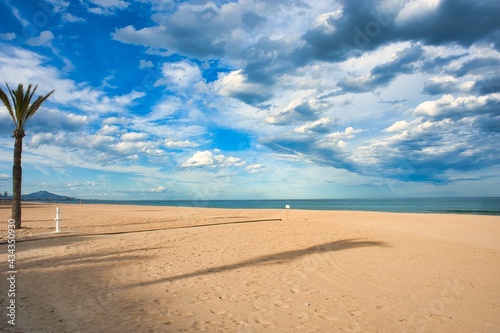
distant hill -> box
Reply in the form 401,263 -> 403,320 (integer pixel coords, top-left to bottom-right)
21,191 -> 77,201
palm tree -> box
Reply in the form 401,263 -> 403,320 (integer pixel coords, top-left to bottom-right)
0,83 -> 54,229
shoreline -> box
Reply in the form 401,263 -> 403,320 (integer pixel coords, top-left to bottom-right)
0,204 -> 499,332
4,197 -> 500,216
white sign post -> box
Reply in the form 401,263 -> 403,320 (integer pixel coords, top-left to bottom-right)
54,207 -> 61,233
285,204 -> 290,221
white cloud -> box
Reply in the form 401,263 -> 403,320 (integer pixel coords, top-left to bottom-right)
121,132 -> 149,142
1,0 -> 499,198
312,10 -> 343,34
65,180 -> 106,187
44,0 -> 70,12
8,4 -> 30,28
266,99 -> 322,125
87,0 -> 129,15
422,75 -> 476,95
147,185 -> 168,193
384,120 -> 412,133
181,150 -> 214,167
294,118 -> 334,134
246,164 -> 264,174
30,108 -> 90,132
165,140 -> 198,149
146,96 -> 182,120
29,133 -> 63,148
157,61 -> 202,88
321,127 -> 363,149
216,70 -> 272,105
113,90 -> 145,105
181,150 -> 245,168
0,33 -> 15,41
99,125 -> 122,135
80,135 -> 116,151
414,93 -> 500,118
62,13 -> 85,23
139,60 -> 154,69
26,31 -> 54,47
0,45 -> 145,115
79,90 -> 145,113
396,0 -> 442,25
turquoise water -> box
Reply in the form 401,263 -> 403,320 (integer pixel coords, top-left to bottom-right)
82,197 -> 500,216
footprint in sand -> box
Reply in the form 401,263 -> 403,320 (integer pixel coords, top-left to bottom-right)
193,292 -> 212,303
171,308 -> 195,317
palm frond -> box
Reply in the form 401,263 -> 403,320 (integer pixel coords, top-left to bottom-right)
3,83 -> 55,130
0,85 -> 13,115
4,83 -> 18,124
26,89 -> 55,124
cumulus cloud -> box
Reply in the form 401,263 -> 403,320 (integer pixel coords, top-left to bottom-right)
414,93 -> 500,119
422,76 -> 465,95
113,141 -> 163,157
301,0 -> 500,63
357,91 -> 500,182
2,0 -> 500,196
99,125 -> 122,136
156,61 -> 202,88
450,57 -> 500,77
216,70 -> 272,105
146,185 -> 168,193
266,99 -> 322,125
358,116 -> 500,182
29,108 -> 90,132
338,45 -> 425,93
121,132 -> 149,142
110,1 -> 323,91
87,0 -> 129,15
180,150 -> 245,168
383,120 -> 413,133
246,164 -> 264,174
111,0 -> 500,107
323,127 -> 362,146
471,72 -> 500,95
26,31 -> 54,47
262,126 -> 363,171
165,140 -> 198,149
28,129 -> 166,164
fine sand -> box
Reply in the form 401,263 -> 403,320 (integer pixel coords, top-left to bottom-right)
0,203 -> 499,333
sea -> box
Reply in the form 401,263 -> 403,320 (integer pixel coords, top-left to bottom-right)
78,197 -> 500,216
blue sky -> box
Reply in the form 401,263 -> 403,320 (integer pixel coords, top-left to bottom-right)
0,0 -> 499,200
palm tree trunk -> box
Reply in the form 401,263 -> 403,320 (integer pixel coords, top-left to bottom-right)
12,134 -> 23,229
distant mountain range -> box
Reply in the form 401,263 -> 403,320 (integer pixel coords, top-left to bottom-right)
21,191 -> 78,201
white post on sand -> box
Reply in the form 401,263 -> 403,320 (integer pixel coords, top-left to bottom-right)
54,207 -> 61,233
285,204 -> 290,221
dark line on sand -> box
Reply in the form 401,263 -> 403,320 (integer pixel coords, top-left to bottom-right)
0,218 -> 282,243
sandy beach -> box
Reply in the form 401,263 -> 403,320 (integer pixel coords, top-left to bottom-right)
1,203 -> 499,332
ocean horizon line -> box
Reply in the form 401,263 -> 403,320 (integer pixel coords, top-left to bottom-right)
43,197 -> 500,216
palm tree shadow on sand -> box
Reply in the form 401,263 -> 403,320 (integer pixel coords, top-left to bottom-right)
125,238 -> 388,288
